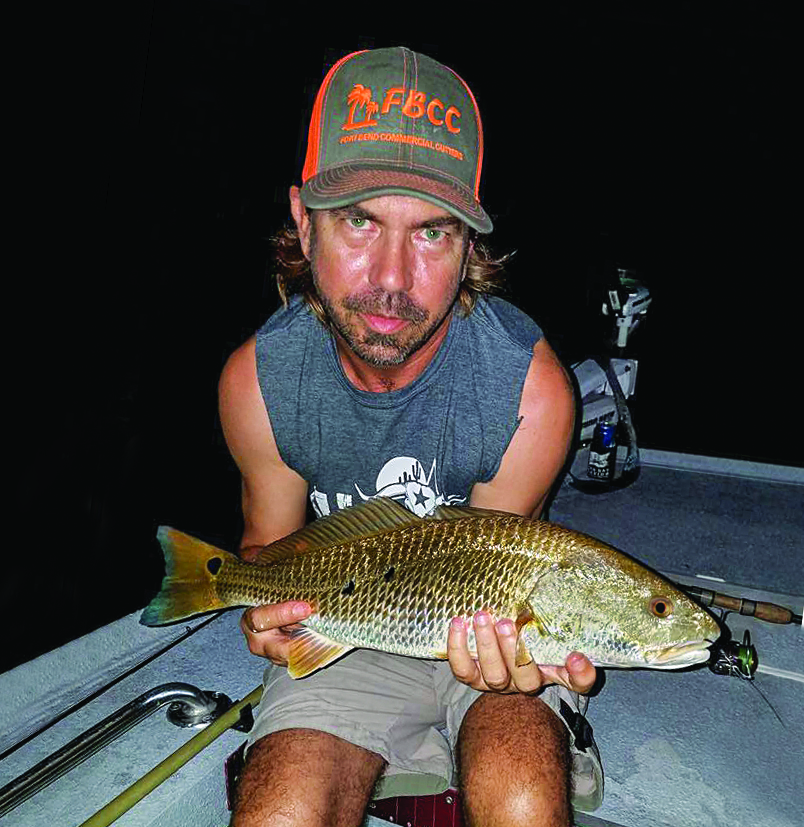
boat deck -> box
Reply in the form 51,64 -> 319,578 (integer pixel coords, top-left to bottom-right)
1,451 -> 801,827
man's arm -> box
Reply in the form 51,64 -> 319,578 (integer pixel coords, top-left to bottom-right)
469,338 -> 575,519
219,336 -> 309,551
449,338 -> 597,695
218,336 -> 313,662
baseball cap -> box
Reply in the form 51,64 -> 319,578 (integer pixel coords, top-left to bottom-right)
300,47 -> 493,234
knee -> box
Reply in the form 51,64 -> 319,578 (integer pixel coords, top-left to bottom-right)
232,729 -> 385,827
462,772 -> 572,827
459,695 -> 572,826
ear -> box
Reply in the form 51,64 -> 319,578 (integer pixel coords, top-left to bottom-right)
289,186 -> 313,260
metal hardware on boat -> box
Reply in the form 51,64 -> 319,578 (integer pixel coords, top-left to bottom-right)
78,686 -> 261,827
0,682 -> 241,817
166,690 -> 233,728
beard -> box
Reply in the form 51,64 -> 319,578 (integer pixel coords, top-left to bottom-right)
315,280 -> 458,367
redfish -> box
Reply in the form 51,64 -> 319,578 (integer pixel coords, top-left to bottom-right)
141,498 -> 720,678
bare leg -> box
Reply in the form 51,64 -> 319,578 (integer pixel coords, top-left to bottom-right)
458,694 -> 572,827
232,728 -> 386,827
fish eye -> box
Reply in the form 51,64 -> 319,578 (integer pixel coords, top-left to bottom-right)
650,597 -> 674,618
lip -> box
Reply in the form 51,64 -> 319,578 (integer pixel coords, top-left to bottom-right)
363,314 -> 408,334
647,639 -> 716,668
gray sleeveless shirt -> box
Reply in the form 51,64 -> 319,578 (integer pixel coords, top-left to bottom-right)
255,295 -> 543,519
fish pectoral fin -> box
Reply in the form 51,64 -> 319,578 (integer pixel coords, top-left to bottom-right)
514,636 -> 533,667
513,608 -> 535,666
286,628 -> 354,679
520,604 -> 552,639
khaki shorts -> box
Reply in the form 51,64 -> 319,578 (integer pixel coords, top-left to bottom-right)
248,650 -> 603,812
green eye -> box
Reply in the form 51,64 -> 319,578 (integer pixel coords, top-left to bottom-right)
423,228 -> 444,241
348,217 -> 367,228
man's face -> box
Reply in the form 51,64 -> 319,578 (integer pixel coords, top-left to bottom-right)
293,191 -> 470,368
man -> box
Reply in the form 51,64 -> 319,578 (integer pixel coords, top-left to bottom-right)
219,47 -> 602,826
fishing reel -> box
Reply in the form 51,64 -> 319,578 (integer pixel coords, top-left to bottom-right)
708,629 -> 758,680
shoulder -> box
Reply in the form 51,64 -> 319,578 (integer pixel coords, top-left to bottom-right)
468,337 -> 575,517
218,336 -> 266,452
219,334 -> 309,545
219,303 -> 312,447
521,339 -> 574,412
254,296 -> 324,382
466,296 -> 544,354
256,295 -> 318,343
467,297 -> 567,406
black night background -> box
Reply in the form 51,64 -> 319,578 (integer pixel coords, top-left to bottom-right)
5,5 -> 799,672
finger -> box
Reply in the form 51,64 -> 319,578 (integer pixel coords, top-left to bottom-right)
447,617 -> 482,686
495,620 -> 544,694
537,653 -> 597,694
239,546 -> 261,563
245,631 -> 289,664
239,613 -> 283,661
473,612 -> 510,691
564,652 -> 597,694
240,602 -> 313,665
242,601 -> 311,634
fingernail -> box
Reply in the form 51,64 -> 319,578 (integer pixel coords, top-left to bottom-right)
567,652 -> 585,669
497,620 -> 515,636
475,612 -> 490,627
451,617 -> 465,631
290,602 -> 309,619
244,609 -> 262,633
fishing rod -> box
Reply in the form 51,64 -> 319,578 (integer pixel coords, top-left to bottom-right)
672,582 -> 801,684
679,584 -> 803,626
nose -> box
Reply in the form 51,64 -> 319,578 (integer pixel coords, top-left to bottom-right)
368,232 -> 413,295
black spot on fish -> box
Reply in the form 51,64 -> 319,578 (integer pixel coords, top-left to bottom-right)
384,566 -> 395,582
341,579 -> 355,596
207,557 -> 222,576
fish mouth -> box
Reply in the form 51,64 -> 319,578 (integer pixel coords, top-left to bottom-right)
646,639 -> 717,669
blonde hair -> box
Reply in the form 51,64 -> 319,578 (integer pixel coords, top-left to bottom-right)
272,218 -> 509,325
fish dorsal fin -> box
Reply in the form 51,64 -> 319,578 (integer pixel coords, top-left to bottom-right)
254,497 -> 421,565
429,505 -> 517,521
286,627 -> 354,679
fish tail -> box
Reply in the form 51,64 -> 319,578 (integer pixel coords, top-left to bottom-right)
140,526 -> 238,626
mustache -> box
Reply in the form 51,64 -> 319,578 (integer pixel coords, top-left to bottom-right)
341,289 -> 429,323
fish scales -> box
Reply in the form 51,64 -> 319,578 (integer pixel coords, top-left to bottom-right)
217,513 -> 545,656
305,516 -> 533,657
141,498 -> 721,677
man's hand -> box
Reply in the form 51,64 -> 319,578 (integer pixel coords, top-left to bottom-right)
240,601 -> 312,665
447,612 -> 597,695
